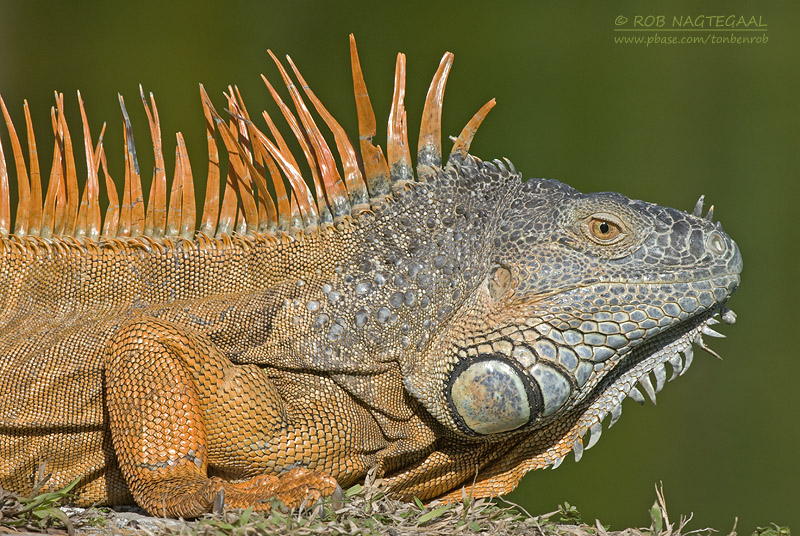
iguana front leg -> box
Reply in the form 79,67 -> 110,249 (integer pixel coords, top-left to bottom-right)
104,318 -> 338,518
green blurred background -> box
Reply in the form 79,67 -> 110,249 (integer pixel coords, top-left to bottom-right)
0,0 -> 796,531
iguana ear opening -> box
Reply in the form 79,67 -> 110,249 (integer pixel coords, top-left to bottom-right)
488,265 -> 513,301
447,356 -> 542,436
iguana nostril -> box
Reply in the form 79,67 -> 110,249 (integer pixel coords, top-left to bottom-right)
707,231 -> 726,255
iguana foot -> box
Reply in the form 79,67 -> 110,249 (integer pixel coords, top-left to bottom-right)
130,469 -> 339,517
211,468 -> 339,512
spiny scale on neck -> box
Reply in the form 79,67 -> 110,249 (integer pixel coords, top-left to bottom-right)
0,35 -> 495,254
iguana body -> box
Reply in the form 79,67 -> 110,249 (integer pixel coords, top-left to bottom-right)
0,37 -> 742,517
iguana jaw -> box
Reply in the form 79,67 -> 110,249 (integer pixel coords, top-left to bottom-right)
538,270 -> 742,409
433,267 -> 739,437
549,296 -> 739,468
421,291 -> 740,503
435,291 -> 740,500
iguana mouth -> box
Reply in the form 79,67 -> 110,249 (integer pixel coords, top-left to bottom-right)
551,289 -> 739,468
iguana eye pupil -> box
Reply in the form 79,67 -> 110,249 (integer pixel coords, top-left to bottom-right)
599,221 -> 609,234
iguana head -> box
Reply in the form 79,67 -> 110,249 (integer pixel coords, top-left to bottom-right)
363,48 -> 744,491
403,155 -> 741,456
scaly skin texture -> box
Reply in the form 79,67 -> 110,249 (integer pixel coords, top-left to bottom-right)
0,42 -> 742,518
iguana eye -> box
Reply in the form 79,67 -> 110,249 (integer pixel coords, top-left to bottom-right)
586,214 -> 625,244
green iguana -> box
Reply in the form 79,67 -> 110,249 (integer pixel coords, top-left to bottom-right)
0,36 -> 742,518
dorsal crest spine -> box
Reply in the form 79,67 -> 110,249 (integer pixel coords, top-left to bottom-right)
0,35 -> 495,246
